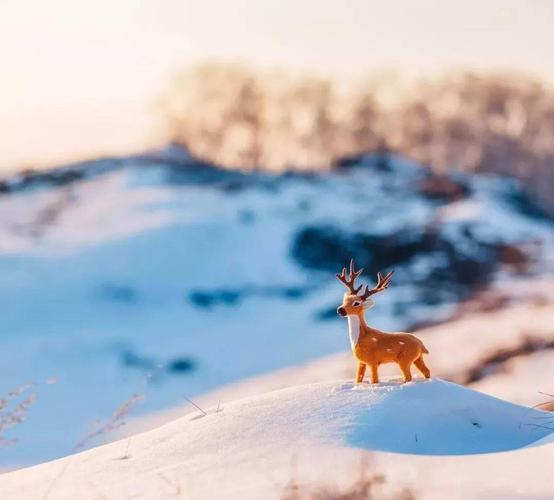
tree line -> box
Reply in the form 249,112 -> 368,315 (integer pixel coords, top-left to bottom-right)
160,63 -> 554,215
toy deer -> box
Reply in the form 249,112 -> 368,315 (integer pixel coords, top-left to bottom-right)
336,260 -> 431,384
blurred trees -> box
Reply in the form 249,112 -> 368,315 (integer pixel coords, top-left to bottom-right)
161,63 -> 554,214
392,73 -> 554,214
161,64 -> 264,169
161,65 -> 352,171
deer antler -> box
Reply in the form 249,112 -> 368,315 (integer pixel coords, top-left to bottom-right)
359,270 -> 394,301
336,259 -> 364,295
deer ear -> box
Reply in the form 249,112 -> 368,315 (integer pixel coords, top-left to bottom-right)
363,299 -> 375,309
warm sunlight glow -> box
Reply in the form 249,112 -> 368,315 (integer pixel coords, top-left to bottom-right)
2,0 -> 554,171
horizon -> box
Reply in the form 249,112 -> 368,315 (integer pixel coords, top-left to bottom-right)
2,0 -> 554,173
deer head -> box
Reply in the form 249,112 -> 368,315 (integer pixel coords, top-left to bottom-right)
336,259 -> 393,317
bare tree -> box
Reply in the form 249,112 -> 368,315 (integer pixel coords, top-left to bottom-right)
160,64 -> 554,215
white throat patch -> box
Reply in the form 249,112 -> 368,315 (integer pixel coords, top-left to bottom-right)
347,315 -> 361,349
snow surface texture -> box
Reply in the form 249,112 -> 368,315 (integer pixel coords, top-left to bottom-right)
346,379 -> 547,455
0,151 -> 553,465
121,300 -> 554,454
0,379 -> 552,500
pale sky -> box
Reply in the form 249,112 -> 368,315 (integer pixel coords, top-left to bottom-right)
1,0 -> 554,172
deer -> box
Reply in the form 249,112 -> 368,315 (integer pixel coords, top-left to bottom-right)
336,259 -> 431,384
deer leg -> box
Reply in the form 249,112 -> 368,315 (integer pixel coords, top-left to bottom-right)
399,361 -> 413,383
356,363 -> 367,383
414,357 -> 431,379
370,364 -> 379,384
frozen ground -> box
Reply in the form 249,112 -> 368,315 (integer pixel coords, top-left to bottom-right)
0,150 -> 552,465
0,379 -> 552,500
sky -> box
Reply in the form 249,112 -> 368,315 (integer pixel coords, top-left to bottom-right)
1,0 -> 554,172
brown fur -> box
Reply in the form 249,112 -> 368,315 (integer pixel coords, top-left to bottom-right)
337,261 -> 431,384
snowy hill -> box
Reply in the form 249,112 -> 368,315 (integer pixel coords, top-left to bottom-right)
0,148 -> 553,465
125,297 -> 554,438
0,379 -> 552,500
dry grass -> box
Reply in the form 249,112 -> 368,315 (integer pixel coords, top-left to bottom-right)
75,393 -> 144,451
519,391 -> 554,434
281,455 -> 415,500
157,471 -> 184,497
0,383 -> 37,447
457,335 -> 554,385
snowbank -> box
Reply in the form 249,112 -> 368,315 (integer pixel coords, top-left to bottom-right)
1,153 -> 553,465
0,379 -> 552,499
125,299 -> 554,436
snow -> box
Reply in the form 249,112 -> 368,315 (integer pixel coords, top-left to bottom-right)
0,156 -> 553,466
0,378 -> 552,500
120,298 -> 554,441
346,379 -> 549,455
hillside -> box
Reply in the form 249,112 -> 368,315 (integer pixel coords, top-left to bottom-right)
0,147 -> 552,465
0,379 -> 552,499
125,296 -> 554,436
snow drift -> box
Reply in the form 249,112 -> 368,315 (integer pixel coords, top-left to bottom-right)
0,148 -> 553,465
342,378 -> 551,455
0,378 -> 552,500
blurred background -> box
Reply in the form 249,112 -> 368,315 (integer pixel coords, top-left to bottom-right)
1,0 -> 553,467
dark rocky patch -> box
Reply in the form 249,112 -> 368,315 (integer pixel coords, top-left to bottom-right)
189,289 -> 242,308
290,220 -> 532,325
0,145 -> 276,198
160,159 -> 245,188
280,170 -> 322,182
333,150 -> 391,172
121,348 -> 196,376
315,305 -> 341,321
408,290 -> 512,331
495,242 -> 534,273
334,153 -> 371,169
504,187 -> 552,220
291,224 -> 498,300
166,358 -> 196,374
162,159 -> 280,193
17,168 -> 87,188
122,349 -> 157,371
418,174 -> 470,202
278,286 -> 305,299
9,160 -> 119,193
458,335 -> 554,385
188,285 -> 308,309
